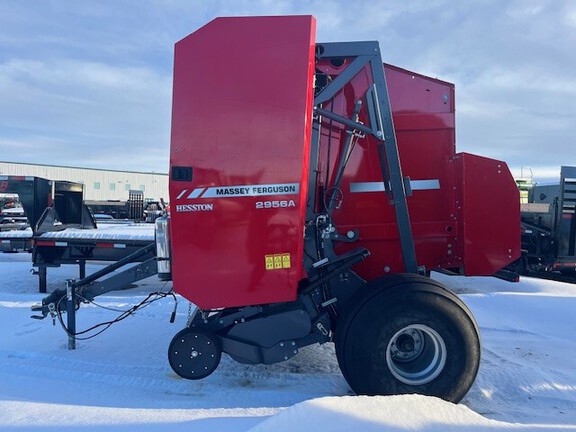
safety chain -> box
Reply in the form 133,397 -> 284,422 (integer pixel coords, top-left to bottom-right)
186,301 -> 194,327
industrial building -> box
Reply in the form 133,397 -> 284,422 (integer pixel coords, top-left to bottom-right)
0,161 -> 168,202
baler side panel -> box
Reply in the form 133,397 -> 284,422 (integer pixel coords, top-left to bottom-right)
323,64 -> 461,278
453,153 -> 521,275
169,16 -> 316,309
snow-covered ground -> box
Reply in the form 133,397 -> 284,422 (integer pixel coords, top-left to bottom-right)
1,251 -> 575,431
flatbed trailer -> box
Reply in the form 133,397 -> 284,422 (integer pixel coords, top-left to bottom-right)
33,223 -> 155,292
0,175 -> 156,292
0,228 -> 31,252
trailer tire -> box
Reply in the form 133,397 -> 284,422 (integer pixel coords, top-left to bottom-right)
334,274 -> 480,403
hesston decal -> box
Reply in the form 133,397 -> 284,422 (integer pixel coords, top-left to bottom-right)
175,203 -> 214,212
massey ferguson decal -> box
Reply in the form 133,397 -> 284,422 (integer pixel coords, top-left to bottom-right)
174,183 -> 299,213
176,183 -> 299,200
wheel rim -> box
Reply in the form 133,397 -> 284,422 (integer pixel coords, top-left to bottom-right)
386,324 -> 447,386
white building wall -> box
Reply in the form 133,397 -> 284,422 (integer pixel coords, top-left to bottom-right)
0,162 -> 169,202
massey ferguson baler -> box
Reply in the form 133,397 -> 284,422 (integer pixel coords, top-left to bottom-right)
31,15 -> 520,403
154,15 -> 520,403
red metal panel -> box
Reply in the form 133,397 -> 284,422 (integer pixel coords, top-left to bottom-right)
453,153 -> 521,275
169,16 -> 316,309
319,62 -> 520,278
323,63 -> 462,278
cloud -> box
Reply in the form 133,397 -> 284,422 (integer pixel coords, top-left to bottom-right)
0,57 -> 171,171
0,0 -> 574,182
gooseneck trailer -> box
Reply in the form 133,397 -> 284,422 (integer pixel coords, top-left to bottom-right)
1,176 -> 155,292
34,16 -> 520,403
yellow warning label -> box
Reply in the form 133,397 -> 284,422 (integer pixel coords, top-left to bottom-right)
274,254 -> 283,269
265,253 -> 292,270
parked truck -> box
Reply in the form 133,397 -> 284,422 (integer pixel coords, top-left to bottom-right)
34,16 -> 520,403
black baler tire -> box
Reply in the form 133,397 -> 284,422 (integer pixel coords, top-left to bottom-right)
334,274 -> 426,375
335,274 -> 480,403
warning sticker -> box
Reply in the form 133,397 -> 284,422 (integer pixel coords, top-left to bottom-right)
281,253 -> 291,269
274,255 -> 282,269
265,253 -> 291,271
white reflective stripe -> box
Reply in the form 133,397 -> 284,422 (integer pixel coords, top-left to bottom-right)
350,182 -> 387,193
176,189 -> 188,199
55,242 -> 68,247
201,183 -> 299,198
114,244 -> 126,249
411,179 -> 440,190
187,188 -> 205,199
350,179 -> 440,193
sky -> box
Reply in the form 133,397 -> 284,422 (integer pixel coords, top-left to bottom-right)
0,0 -> 575,182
